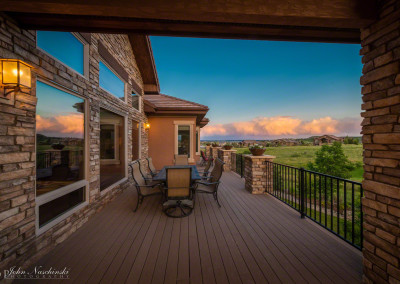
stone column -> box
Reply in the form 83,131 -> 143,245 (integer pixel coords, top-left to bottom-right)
360,2 -> 400,283
211,146 -> 221,162
244,155 -> 275,194
231,152 -> 237,172
205,145 -> 211,157
217,149 -> 236,171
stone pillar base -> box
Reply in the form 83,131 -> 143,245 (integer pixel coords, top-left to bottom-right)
244,155 -> 275,194
211,147 -> 221,162
205,145 -> 211,157
217,149 -> 236,171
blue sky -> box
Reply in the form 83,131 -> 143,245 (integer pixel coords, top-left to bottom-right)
151,37 -> 363,139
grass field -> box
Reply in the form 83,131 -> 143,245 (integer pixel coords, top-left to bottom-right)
234,144 -> 363,182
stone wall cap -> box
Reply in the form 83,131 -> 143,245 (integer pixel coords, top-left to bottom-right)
219,149 -> 237,152
244,154 -> 276,159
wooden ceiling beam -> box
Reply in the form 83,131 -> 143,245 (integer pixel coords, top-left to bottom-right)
1,0 -> 377,43
0,0 -> 377,29
8,13 -> 362,43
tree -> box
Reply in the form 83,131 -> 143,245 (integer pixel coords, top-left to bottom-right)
307,142 -> 355,179
343,136 -> 359,145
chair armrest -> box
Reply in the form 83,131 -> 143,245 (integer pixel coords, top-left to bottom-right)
196,181 -> 220,186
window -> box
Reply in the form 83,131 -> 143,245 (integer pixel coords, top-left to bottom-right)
178,125 -> 191,158
196,127 -> 200,154
100,109 -> 126,191
39,187 -> 84,227
132,92 -> 140,111
99,60 -> 125,101
36,80 -> 86,229
100,124 -> 116,159
37,31 -> 86,75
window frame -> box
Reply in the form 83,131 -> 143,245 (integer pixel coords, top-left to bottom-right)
99,57 -> 127,103
35,78 -> 89,235
174,120 -> 195,163
131,91 -> 142,113
99,108 -> 129,195
196,127 -> 200,155
36,31 -> 90,78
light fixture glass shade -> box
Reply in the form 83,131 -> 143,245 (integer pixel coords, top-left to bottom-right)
1,59 -> 32,88
2,60 -> 19,86
19,61 -> 31,88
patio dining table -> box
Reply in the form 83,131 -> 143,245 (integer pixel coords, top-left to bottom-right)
152,165 -> 202,183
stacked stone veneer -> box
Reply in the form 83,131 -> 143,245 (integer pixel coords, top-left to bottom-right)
217,149 -> 236,171
211,146 -> 221,162
360,1 -> 400,283
244,155 -> 275,194
0,14 -> 148,272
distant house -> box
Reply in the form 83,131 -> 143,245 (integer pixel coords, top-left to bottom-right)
241,140 -> 259,147
313,135 -> 344,146
271,139 -> 300,147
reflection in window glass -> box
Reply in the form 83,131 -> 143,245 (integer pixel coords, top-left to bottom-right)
99,61 -> 125,101
100,109 -> 125,190
132,92 -> 140,110
37,31 -> 84,74
100,125 -> 115,159
36,81 -> 85,196
178,125 -> 191,157
39,187 -> 84,227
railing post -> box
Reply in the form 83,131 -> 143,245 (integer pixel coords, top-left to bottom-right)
300,167 -> 305,219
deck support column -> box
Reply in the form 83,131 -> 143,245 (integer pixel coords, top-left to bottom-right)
205,145 -> 211,157
211,146 -> 221,162
244,155 -> 275,194
217,149 -> 236,171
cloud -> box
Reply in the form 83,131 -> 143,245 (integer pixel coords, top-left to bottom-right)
37,113 -> 84,137
202,116 -> 361,139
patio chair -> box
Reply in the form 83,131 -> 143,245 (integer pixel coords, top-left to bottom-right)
129,160 -> 163,212
200,150 -> 213,166
137,159 -> 156,185
198,156 -> 214,179
174,154 -> 189,165
195,158 -> 225,207
146,157 -> 159,177
163,167 -> 194,218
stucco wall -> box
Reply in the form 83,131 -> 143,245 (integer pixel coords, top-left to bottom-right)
148,116 -> 199,169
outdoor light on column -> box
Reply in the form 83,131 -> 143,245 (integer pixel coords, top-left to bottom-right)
0,59 -> 32,99
144,122 -> 150,130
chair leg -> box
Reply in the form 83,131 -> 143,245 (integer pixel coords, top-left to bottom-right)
214,192 -> 221,207
133,195 -> 141,212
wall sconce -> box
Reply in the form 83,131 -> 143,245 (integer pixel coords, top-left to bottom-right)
0,59 -> 33,99
144,123 -> 150,130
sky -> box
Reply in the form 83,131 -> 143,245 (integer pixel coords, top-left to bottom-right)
36,81 -> 84,139
150,36 -> 363,140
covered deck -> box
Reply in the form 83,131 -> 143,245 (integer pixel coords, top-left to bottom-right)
30,171 -> 362,283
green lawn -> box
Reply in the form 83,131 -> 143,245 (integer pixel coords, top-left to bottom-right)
234,144 -> 363,182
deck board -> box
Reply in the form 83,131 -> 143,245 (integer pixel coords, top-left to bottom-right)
24,171 -> 363,284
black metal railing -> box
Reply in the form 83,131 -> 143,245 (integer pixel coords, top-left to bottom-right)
233,153 -> 245,178
266,161 -> 363,249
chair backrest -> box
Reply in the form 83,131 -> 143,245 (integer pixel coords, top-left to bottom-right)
210,158 -> 224,183
203,157 -> 213,175
138,159 -> 149,179
174,154 -> 189,165
166,167 -> 191,198
147,157 -> 157,175
200,150 -> 207,160
130,161 -> 146,188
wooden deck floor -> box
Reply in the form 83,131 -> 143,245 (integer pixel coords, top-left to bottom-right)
28,171 -> 362,284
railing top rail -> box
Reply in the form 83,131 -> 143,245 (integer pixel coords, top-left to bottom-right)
302,168 -> 362,185
266,160 -> 362,185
